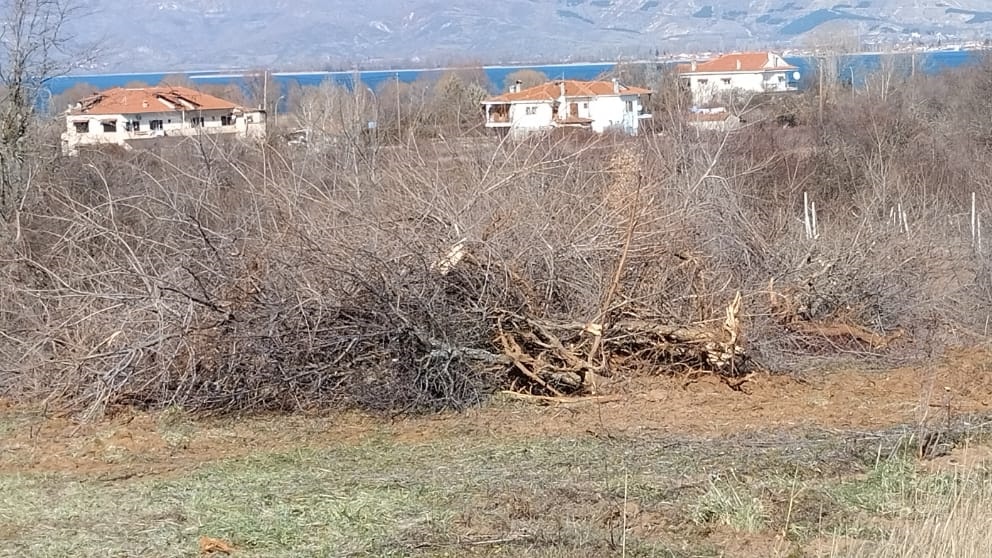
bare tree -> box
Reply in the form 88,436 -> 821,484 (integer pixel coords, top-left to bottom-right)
45,79 -> 94,115
502,69 -> 548,91
289,78 -> 380,179
243,69 -> 279,115
425,67 -> 490,137
158,73 -> 196,88
0,0 -> 86,222
804,20 -> 863,123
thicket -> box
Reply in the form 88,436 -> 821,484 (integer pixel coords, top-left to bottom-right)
1,57 -> 991,416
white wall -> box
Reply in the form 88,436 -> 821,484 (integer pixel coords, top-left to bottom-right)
237,110 -> 268,139
688,116 -> 742,132
588,94 -> 643,134
509,102 -> 555,131
485,93 -> 646,136
63,108 -> 266,154
689,71 -> 795,105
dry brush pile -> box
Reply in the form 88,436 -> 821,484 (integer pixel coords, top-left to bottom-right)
2,64 -> 992,415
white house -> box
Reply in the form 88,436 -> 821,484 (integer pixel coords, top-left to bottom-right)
61,86 -> 267,155
482,79 -> 652,137
677,52 -> 800,106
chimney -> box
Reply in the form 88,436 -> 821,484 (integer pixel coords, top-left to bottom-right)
559,81 -> 566,97
736,58 -> 741,70
612,77 -> 619,93
691,60 -> 697,71
510,79 -> 522,93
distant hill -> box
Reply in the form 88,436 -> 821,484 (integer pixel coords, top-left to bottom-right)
74,1 -> 992,71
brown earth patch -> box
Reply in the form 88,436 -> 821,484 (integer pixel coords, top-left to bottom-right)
2,348 -> 991,478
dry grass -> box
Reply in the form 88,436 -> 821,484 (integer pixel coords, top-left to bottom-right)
831,464 -> 992,557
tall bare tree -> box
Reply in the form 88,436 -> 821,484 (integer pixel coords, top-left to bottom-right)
502,69 -> 548,91
0,0 -> 84,222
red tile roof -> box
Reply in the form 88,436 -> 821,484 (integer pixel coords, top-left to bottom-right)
485,80 -> 652,103
677,52 -> 797,74
68,86 -> 241,115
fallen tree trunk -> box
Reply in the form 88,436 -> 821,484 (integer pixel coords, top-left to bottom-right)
492,292 -> 753,396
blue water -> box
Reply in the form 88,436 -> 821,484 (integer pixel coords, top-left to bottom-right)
784,50 -> 978,88
45,50 -> 981,99
46,62 -> 616,97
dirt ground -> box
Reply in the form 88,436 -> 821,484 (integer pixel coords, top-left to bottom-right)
3,349 -> 992,558
2,347 -> 990,478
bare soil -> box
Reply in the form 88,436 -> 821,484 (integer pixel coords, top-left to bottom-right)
3,348 -> 990,478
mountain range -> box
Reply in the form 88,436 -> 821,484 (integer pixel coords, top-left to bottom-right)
76,1 -> 992,71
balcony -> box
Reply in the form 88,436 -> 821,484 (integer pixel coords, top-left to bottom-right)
486,113 -> 511,126
485,102 -> 511,127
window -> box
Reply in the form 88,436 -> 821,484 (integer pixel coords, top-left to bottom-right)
625,100 -> 634,112
698,78 -> 709,85
190,116 -> 204,127
583,102 -> 589,109
125,120 -> 140,132
221,115 -> 233,126
149,120 -> 164,131
101,121 -> 117,133
778,75 -> 786,82
73,121 -> 89,133
721,78 -> 732,85
525,106 -> 538,115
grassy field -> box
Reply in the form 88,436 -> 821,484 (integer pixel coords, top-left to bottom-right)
2,401 -> 991,558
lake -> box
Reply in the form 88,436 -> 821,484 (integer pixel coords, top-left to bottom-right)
46,50 -> 984,99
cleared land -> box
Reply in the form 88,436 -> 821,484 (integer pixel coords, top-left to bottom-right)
2,349 -> 992,557
4,54 -> 992,558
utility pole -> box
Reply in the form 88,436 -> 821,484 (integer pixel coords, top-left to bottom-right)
396,73 -> 402,142
818,56 -> 824,125
262,69 -> 268,112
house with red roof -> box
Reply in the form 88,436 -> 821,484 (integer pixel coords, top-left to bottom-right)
61,86 -> 266,155
676,52 -> 800,106
481,79 -> 652,136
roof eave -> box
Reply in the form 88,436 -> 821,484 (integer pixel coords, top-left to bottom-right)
484,91 -> 651,104
679,66 -> 797,75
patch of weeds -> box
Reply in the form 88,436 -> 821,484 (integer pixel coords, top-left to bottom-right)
0,437 -> 658,557
99,444 -> 134,464
0,472 -> 194,557
0,416 -> 14,438
690,472 -> 768,533
824,521 -> 889,541
156,405 -> 194,451
829,456 -> 958,517
164,447 -> 458,556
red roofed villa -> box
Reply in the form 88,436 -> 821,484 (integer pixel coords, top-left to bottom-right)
676,52 -> 800,105
482,79 -> 652,137
61,86 -> 266,155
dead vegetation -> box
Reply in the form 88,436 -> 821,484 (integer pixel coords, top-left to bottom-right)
1,58 -> 992,416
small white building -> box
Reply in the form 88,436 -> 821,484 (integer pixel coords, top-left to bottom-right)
686,107 -> 742,132
677,52 -> 800,106
61,86 -> 266,155
482,79 -> 652,137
